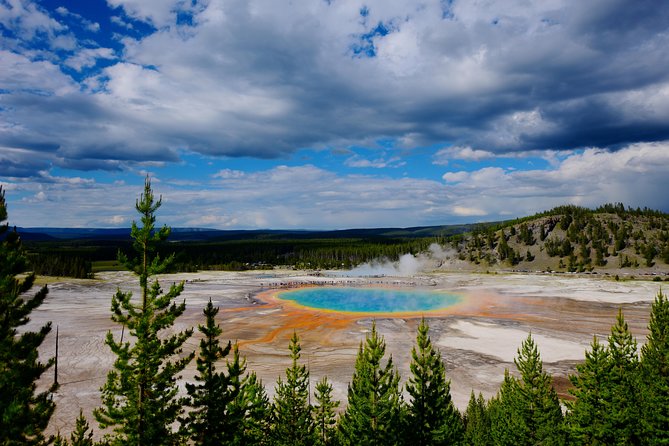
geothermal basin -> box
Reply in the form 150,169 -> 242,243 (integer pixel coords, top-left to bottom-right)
276,287 -> 463,314
29,270 -> 662,437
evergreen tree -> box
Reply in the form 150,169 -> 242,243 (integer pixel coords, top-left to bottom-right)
606,309 -> 642,445
488,370 -> 525,445
405,318 -> 463,445
565,337 -> 612,445
186,298 -> 243,445
463,391 -> 491,446
271,331 -> 315,446
490,334 -> 564,445
94,177 -> 194,446
236,370 -> 272,445
640,291 -> 669,444
313,376 -> 339,446
514,334 -> 564,445
338,322 -> 403,446
0,186 -> 55,446
69,410 -> 95,446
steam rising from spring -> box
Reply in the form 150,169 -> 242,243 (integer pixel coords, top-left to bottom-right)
346,243 -> 456,277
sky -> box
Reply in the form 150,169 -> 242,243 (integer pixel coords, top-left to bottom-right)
1,0 -> 668,230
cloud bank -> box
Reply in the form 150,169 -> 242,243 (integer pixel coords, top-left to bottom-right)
1,0 -> 668,175
2,141 -> 668,229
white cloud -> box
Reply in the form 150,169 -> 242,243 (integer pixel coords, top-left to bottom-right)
439,141 -> 669,219
35,191 -> 46,201
3,141 -> 669,229
345,154 -> 406,169
86,22 -> 100,32
452,206 -> 487,217
0,50 -> 75,94
0,182 -> 19,191
213,169 -> 245,179
106,215 -> 126,225
107,0 -> 178,27
0,0 -> 64,41
64,47 -> 115,71
434,146 -> 496,165
110,15 -> 133,29
37,171 -> 95,185
442,171 -> 469,183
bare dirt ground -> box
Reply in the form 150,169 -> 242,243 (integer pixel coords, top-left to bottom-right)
27,270 -> 660,438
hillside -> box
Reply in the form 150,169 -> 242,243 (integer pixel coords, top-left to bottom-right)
17,203 -> 669,278
447,203 -> 669,276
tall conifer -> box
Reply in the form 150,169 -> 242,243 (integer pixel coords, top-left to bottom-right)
488,370 -> 525,445
640,291 -> 669,444
606,309 -> 641,444
313,376 -> 339,446
463,391 -> 491,446
490,334 -> 564,446
69,411 -> 95,446
514,334 -> 564,445
271,331 -> 315,446
236,370 -> 272,445
186,302 -> 264,445
94,177 -> 194,445
338,322 -> 403,446
406,318 -> 463,445
0,186 -> 55,445
186,298 -> 238,445
565,337 -> 612,444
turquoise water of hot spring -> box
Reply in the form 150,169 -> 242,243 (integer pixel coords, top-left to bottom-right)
277,287 -> 463,313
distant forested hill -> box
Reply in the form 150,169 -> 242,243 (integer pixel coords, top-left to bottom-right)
17,222 -> 486,276
16,203 -> 669,277
449,203 -> 669,274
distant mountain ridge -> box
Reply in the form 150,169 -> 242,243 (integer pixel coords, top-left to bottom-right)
17,223 -> 493,242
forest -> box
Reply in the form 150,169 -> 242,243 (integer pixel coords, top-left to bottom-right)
22,231 -> 440,278
2,182 -> 669,445
20,202 -> 669,280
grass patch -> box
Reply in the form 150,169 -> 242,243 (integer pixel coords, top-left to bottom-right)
92,260 -> 125,272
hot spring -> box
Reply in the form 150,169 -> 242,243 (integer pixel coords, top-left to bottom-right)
276,287 -> 463,314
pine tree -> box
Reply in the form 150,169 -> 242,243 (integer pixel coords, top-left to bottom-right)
313,376 -> 339,446
606,309 -> 641,444
94,177 -> 194,446
405,318 -> 463,445
69,410 -> 94,446
513,334 -> 564,445
490,334 -> 564,446
565,337 -> 612,445
237,370 -> 272,445
0,186 -> 55,445
488,370 -> 525,445
271,331 -> 315,446
53,434 -> 68,446
463,391 -> 491,446
338,321 -> 403,446
186,298 -> 239,445
640,291 -> 669,444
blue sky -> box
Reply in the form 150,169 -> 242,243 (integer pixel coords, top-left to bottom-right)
1,0 -> 669,229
